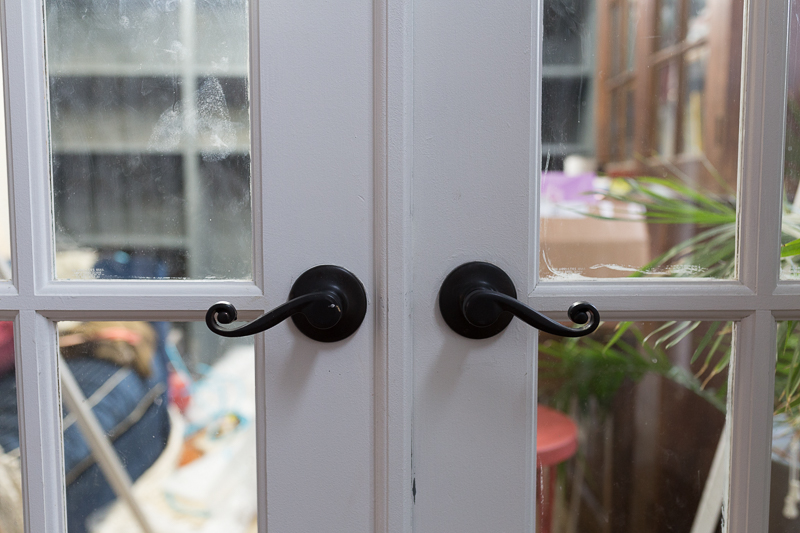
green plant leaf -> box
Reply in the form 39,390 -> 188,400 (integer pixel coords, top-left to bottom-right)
782,238 -> 800,258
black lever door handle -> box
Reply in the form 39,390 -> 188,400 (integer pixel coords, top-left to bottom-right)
438,262 -> 599,339
206,265 -> 367,342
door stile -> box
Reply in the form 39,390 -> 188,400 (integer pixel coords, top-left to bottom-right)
257,1 -> 375,530
248,2 -> 268,530
372,0 -> 414,530
249,0 -> 265,297
16,311 -> 65,533
2,0 -> 50,300
728,0 -> 789,530
2,0 -> 67,531
411,0 -> 538,528
736,0 -> 787,296
529,0 -> 544,294
727,311 -> 777,533
529,0 -> 545,528
254,333 -> 268,533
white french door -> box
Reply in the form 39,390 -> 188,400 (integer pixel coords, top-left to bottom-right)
0,0 -> 793,532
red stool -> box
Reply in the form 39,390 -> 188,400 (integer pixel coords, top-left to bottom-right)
537,405 -> 578,533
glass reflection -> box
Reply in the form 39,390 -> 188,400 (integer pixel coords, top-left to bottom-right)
537,321 -> 730,532
45,0 -> 252,280
57,321 -> 255,533
540,0 -> 741,280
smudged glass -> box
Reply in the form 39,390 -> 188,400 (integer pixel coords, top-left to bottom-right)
540,0 -> 741,280
537,320 -> 731,532
57,320 -> 256,532
45,0 -> 252,280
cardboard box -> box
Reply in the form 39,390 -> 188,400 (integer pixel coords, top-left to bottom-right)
540,217 -> 650,280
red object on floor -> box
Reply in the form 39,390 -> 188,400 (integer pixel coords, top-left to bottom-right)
168,371 -> 192,413
537,405 -> 578,533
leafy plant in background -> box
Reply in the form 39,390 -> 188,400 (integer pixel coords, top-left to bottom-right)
543,96 -> 800,419
573,164 -> 800,420
539,167 -> 741,415
538,322 -> 726,415
595,175 -> 736,278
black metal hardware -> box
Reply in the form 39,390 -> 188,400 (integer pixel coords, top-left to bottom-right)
206,265 -> 367,342
438,262 -> 599,339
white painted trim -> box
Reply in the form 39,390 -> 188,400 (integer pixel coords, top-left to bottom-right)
254,333 -> 267,533
528,0 -> 544,528
3,1 -> 69,531
727,311 -> 776,533
736,0 -> 787,297
36,279 -> 263,297
16,312 -> 65,533
248,2 -> 267,532
373,0 -> 414,530
529,0 -> 543,292
249,0 -> 264,295
4,0 -> 51,300
724,0 -> 788,528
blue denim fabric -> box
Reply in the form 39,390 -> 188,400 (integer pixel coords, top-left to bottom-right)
0,326 -> 170,533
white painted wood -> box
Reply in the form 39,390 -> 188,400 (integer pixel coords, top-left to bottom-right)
728,0 -> 790,531
372,0 -> 414,530
411,0 -> 538,530
15,312 -> 65,533
256,1 -> 375,531
736,0 -> 787,298
2,0 -> 68,531
728,312 -> 777,533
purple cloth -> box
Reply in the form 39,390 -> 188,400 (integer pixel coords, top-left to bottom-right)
541,172 -> 597,205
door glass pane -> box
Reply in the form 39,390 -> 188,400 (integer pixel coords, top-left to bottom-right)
0,322 -> 24,532
44,1 -> 252,280
769,321 -> 800,530
57,320 -> 256,533
541,0 -> 742,280
538,320 -> 731,532
781,0 -> 800,280
543,0 -> 588,66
